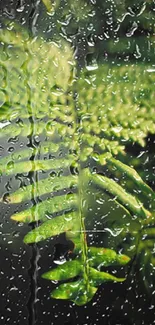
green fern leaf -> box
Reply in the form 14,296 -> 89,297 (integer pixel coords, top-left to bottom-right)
0,26 -> 155,305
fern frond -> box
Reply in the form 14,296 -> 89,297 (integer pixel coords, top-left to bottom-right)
77,64 -> 155,147
0,27 -> 155,305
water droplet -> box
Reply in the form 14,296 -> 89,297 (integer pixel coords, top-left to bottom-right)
104,227 -> 123,237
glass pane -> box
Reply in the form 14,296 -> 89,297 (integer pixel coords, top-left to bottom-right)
0,1 -> 155,324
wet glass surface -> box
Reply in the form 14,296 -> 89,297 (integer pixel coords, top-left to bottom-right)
0,1 -> 155,324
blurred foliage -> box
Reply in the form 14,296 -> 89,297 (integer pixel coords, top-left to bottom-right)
1,0 -> 155,63
40,0 -> 155,62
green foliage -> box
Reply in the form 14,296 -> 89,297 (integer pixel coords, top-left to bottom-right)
0,27 -> 155,306
39,0 -> 155,64
77,63 -> 155,147
0,24 -> 73,114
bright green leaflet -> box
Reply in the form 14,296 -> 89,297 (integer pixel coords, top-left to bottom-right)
0,26 -> 155,305
41,0 -> 60,14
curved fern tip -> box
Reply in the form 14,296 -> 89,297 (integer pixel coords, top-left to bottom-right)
11,214 -> 25,222
41,273 -> 49,280
23,235 -> 33,244
23,232 -> 42,244
118,254 -> 131,265
114,277 -> 126,283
